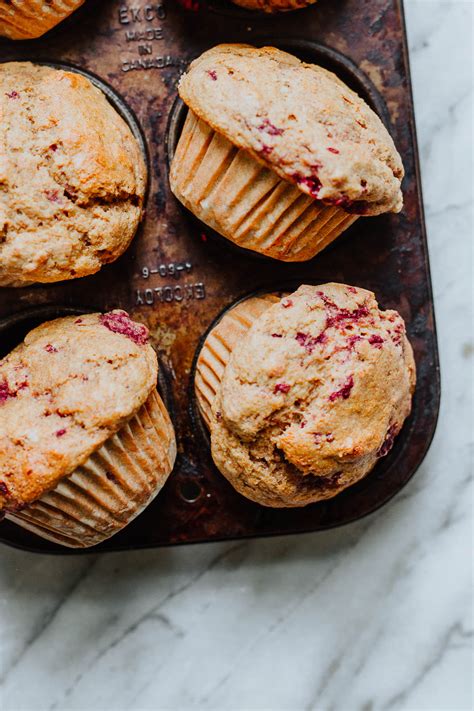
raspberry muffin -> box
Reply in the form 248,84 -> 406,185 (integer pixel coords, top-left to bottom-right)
230,0 -> 316,12
195,284 -> 415,507
170,45 -> 404,262
0,63 -> 146,287
0,311 -> 176,547
0,0 -> 85,40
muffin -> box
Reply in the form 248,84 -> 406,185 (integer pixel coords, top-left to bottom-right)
0,0 -> 85,40
230,0 -> 316,12
0,311 -> 176,547
170,45 -> 404,262
195,284 -> 415,507
0,63 -> 146,287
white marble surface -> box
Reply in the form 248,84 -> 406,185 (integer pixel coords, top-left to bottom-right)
1,2 -> 472,709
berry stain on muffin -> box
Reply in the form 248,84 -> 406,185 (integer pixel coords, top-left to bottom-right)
0,377 -> 27,403
257,118 -> 284,136
377,424 -> 400,458
329,374 -> 354,401
369,334 -> 384,348
100,311 -> 149,345
274,382 -> 291,394
329,196 -> 370,215
291,171 -> 322,198
0,379 -> 16,404
295,331 -> 328,353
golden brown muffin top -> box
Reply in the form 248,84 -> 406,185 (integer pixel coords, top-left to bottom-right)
210,284 -> 416,507
0,62 -> 146,286
178,45 -> 404,216
0,0 -> 85,40
0,312 -> 157,510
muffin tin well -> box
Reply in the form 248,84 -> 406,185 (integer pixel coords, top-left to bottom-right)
0,0 -> 440,553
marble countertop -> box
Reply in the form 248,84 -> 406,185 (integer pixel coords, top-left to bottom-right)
1,1 -> 472,709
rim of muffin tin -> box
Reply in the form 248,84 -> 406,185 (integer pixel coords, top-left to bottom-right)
165,38 -> 391,261
189,282 -> 422,498
0,59 -> 151,203
0,304 -> 175,422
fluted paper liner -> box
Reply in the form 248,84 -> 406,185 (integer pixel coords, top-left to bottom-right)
0,0 -> 85,39
6,389 -> 176,548
170,110 -> 358,262
195,294 -> 281,429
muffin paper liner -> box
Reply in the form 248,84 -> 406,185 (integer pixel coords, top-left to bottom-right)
0,0 -> 84,39
6,390 -> 176,548
195,294 -> 280,429
170,110 -> 358,262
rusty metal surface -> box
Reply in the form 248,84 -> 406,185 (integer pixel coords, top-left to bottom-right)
0,0 -> 440,553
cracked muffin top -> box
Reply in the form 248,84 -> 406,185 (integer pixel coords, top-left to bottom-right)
210,284 -> 416,507
230,0 -> 316,12
178,45 -> 404,216
0,311 -> 157,510
0,0 -> 85,39
0,62 -> 146,286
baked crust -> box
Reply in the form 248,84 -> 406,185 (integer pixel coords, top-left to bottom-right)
0,311 -> 158,510
0,0 -> 85,40
209,284 -> 416,507
0,63 -> 146,286
178,45 -> 404,216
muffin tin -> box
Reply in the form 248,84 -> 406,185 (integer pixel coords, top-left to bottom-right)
0,0 -> 440,553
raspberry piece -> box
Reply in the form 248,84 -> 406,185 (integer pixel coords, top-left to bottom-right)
100,311 -> 149,345
274,383 -> 291,394
0,378 -> 16,404
377,424 -> 399,457
369,334 -> 384,348
257,119 -> 284,136
329,375 -> 354,401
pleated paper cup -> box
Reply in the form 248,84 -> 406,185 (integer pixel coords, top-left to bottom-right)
0,0 -> 85,39
170,110 -> 358,262
6,390 -> 176,548
195,293 -> 281,429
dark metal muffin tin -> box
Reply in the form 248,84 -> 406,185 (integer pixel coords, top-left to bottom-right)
0,0 -> 440,553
